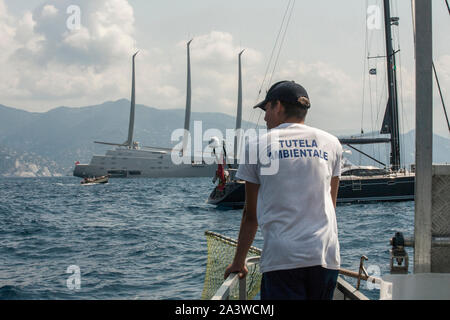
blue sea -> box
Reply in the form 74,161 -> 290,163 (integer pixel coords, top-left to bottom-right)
0,177 -> 414,300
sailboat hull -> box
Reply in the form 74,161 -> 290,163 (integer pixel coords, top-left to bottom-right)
207,174 -> 415,208
207,181 -> 245,207
337,174 -> 415,203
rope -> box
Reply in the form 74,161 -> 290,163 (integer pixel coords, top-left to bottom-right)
365,0 -> 385,166
256,0 -> 292,104
246,0 -> 294,130
393,0 -> 406,169
267,0 -> 296,86
412,0 -> 450,135
360,0 -> 368,136
247,0 -> 297,130
432,62 -> 450,134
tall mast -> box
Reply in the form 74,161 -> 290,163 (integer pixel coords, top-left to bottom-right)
94,52 -> 140,148
381,0 -> 401,171
234,49 -> 245,165
182,39 -> 193,156
125,51 -> 139,148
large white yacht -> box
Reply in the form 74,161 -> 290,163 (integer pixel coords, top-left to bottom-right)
73,145 -> 216,178
73,41 -> 217,178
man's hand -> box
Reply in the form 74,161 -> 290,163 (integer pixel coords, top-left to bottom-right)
224,262 -> 248,280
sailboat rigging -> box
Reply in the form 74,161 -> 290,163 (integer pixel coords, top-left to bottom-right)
337,0 -> 414,202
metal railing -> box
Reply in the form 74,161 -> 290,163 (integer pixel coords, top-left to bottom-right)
211,256 -> 260,300
211,256 -> 380,300
335,277 -> 370,300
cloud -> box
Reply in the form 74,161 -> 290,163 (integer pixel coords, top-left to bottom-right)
0,1 -> 15,54
0,2 -> 265,115
185,31 -> 262,67
2,0 -> 448,137
161,31 -> 264,115
0,0 -> 138,109
0,0 -> 381,128
242,59 -> 369,133
435,54 -> 450,96
41,4 -> 58,17
28,0 -> 136,67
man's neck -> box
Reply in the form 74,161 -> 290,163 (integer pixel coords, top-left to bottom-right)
282,117 -> 304,125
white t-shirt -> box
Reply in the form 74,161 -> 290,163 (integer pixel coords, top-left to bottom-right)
236,123 -> 342,273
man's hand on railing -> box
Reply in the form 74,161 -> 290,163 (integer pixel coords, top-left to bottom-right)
224,262 -> 248,280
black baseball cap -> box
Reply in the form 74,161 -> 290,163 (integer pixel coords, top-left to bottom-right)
253,80 -> 310,111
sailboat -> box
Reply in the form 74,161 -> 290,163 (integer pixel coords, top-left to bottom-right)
207,0 -> 415,207
337,0 -> 415,202
73,41 -> 217,178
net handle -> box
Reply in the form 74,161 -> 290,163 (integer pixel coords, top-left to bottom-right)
205,230 -> 262,255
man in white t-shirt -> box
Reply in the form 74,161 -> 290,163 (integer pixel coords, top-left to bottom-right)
224,80 -> 342,300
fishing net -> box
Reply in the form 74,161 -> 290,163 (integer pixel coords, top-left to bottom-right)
201,231 -> 262,300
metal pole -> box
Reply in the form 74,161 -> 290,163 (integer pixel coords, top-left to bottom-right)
382,0 -> 401,171
414,0 -> 433,273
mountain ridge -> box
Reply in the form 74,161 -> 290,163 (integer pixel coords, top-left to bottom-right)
0,100 -> 258,176
0,100 -> 449,177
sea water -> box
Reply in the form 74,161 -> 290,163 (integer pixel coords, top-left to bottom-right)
0,177 -> 414,300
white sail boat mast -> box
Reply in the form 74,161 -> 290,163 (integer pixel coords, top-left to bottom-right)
182,39 -> 193,156
234,49 -> 245,164
125,51 -> 139,148
94,51 -> 139,149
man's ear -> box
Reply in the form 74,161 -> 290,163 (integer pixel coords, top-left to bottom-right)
275,101 -> 284,116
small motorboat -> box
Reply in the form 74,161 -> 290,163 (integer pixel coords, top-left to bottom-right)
80,175 -> 109,185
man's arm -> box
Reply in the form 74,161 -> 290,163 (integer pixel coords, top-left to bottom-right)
330,176 -> 340,208
224,181 -> 259,279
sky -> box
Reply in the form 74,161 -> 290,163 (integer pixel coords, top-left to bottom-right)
0,0 -> 449,137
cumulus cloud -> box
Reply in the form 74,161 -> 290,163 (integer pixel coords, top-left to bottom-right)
134,31 -> 265,114
435,55 -> 450,94
0,2 -> 265,115
0,1 -> 15,53
186,31 -> 262,67
41,4 -> 58,17
0,0 -> 139,109
167,31 -> 264,116
2,0 -> 447,137
27,0 -> 136,67
243,59 -> 369,133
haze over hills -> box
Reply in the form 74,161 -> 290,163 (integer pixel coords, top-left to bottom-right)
0,99 -> 260,176
0,100 -> 449,177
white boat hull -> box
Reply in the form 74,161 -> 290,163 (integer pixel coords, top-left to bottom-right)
73,147 -> 217,178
